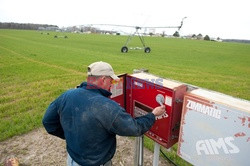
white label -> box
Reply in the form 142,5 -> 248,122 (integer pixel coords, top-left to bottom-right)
110,79 -> 123,98
165,96 -> 172,106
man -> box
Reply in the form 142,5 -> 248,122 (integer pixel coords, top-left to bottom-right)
42,61 -> 165,166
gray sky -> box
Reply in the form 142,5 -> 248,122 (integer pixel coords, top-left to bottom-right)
0,0 -> 249,39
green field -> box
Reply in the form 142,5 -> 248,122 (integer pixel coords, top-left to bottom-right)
0,29 -> 249,165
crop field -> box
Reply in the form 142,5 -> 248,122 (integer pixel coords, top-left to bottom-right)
0,29 -> 249,164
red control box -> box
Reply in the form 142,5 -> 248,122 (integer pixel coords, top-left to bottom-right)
110,72 -> 187,148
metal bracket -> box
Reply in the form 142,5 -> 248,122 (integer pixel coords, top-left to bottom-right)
175,99 -> 183,103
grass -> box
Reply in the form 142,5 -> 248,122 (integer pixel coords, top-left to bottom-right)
0,29 -> 249,165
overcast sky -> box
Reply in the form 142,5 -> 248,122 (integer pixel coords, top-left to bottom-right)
0,0 -> 250,39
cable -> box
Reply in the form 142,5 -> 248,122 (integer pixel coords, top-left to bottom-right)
160,148 -> 178,166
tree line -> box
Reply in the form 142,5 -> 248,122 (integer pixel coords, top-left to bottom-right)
0,22 -> 58,30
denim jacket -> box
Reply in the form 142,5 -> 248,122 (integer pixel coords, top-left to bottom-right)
42,82 -> 155,166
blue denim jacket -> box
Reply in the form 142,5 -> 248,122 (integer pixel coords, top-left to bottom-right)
42,82 -> 155,166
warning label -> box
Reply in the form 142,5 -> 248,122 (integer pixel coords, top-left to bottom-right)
110,78 -> 123,98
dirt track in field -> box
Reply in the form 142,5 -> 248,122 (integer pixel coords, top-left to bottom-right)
0,128 -> 169,166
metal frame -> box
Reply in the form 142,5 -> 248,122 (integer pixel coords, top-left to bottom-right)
82,17 -> 187,53
124,27 -> 146,49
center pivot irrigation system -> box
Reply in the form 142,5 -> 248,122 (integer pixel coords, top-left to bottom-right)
86,17 -> 187,53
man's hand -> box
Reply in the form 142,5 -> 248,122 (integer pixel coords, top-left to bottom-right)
152,105 -> 165,116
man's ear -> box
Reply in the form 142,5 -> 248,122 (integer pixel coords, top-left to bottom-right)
101,76 -> 106,82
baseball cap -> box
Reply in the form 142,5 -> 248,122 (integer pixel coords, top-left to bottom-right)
87,61 -> 119,80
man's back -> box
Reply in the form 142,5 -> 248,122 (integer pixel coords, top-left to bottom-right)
43,82 -> 156,165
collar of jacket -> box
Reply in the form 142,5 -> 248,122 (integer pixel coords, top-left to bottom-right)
78,82 -> 112,97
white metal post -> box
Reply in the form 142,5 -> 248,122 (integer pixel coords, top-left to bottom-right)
153,142 -> 160,166
134,135 -> 144,166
